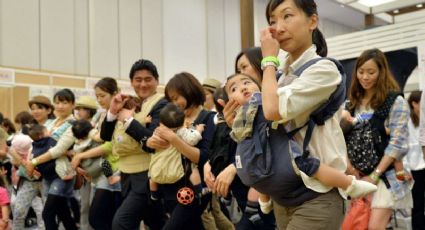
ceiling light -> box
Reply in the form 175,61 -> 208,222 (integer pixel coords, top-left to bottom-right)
393,9 -> 399,13
417,4 -> 423,8
358,0 -> 396,7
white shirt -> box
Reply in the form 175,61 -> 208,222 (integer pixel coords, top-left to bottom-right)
277,45 -> 347,194
405,119 -> 425,171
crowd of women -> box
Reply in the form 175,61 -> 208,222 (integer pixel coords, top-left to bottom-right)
0,0 -> 424,229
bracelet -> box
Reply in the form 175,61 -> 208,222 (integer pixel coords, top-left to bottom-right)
369,172 -> 380,183
31,158 -> 39,166
261,56 -> 280,68
261,61 -> 277,71
374,168 -> 382,176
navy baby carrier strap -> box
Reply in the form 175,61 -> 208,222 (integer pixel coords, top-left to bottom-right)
285,57 -> 346,158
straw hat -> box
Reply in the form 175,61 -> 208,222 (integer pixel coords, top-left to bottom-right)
75,96 -> 98,110
202,78 -> 222,93
28,95 -> 53,109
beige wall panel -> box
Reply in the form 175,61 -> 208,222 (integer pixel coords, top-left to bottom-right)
0,87 -> 12,118
15,73 -> 50,85
13,86 -> 30,118
52,77 -> 85,88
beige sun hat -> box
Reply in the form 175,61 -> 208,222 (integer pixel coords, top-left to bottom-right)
75,96 -> 98,110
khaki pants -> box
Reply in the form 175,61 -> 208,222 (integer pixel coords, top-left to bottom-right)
201,194 -> 235,230
274,189 -> 344,230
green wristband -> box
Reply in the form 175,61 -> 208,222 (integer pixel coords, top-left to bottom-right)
261,56 -> 280,67
369,172 -> 379,182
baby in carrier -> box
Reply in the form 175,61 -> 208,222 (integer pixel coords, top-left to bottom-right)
224,73 -> 377,213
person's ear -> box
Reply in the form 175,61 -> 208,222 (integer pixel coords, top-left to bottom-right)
309,14 -> 318,31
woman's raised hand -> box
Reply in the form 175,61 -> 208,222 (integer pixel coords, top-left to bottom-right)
260,27 -> 280,58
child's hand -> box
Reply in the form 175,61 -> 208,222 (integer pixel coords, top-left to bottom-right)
385,127 -> 390,135
66,150 -> 75,157
341,110 -> 354,123
154,124 -> 177,142
117,108 -> 135,122
71,155 -> 82,169
33,170 -> 41,179
145,115 -> 152,124
195,124 -> 205,133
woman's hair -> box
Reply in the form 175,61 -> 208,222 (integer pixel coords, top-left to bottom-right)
266,0 -> 327,57
159,103 -> 185,129
408,90 -> 422,127
235,47 -> 263,78
94,77 -> 119,95
2,118 -> 16,135
14,111 -> 34,125
348,48 -> 400,111
165,72 -> 206,109
54,88 -> 75,104
72,120 -> 93,140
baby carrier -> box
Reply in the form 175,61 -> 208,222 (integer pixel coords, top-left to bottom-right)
235,57 -> 346,206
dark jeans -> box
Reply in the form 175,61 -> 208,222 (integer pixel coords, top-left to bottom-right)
112,171 -> 166,230
68,197 -> 80,225
411,169 -> 425,230
43,194 -> 77,230
89,189 -> 121,230
163,200 -> 204,230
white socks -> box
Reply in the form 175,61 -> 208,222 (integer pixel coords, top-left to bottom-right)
258,198 -> 273,214
344,175 -> 377,198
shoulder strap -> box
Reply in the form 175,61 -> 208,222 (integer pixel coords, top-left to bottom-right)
193,110 -> 216,125
288,57 -> 347,158
373,92 -> 401,120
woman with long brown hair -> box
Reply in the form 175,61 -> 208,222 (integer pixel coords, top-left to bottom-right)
343,48 -> 412,229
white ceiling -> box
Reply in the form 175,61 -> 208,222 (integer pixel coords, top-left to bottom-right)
317,0 -> 425,29
317,0 -> 367,29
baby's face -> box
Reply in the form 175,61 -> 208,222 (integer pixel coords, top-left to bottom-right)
225,74 -> 260,105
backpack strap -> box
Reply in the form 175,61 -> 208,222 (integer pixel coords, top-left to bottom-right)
287,57 -> 347,158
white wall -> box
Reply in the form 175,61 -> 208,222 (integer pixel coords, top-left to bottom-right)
0,0 -> 241,85
319,18 -> 357,39
253,0 -> 357,46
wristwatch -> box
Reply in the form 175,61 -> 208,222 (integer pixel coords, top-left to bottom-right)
261,61 -> 277,71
